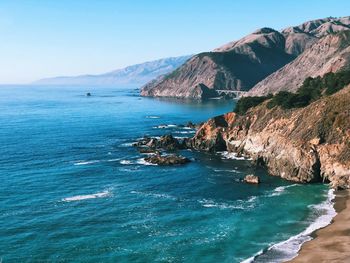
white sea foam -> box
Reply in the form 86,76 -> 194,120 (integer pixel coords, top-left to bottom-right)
74,160 -> 100,166
153,124 -> 177,129
219,151 -> 249,160
146,116 -> 160,119
173,130 -> 195,134
199,199 -> 245,210
120,142 -> 134,147
269,184 -> 299,197
247,196 -> 257,203
136,158 -> 157,166
120,160 -> 133,165
130,190 -> 176,200
62,190 -> 111,202
107,158 -> 122,162
213,168 -> 242,174
242,189 -> 336,263
241,249 -> 265,263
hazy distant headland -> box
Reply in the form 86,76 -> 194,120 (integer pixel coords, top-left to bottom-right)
33,55 -> 191,86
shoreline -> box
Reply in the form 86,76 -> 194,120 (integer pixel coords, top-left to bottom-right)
288,189 -> 350,263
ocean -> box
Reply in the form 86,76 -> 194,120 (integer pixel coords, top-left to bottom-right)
0,86 -> 335,262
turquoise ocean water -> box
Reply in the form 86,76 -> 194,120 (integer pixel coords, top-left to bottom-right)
0,86 -> 335,262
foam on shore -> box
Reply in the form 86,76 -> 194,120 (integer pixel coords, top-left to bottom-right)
219,151 -> 250,161
242,189 -> 336,263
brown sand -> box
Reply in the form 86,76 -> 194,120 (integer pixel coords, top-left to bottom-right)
288,190 -> 350,263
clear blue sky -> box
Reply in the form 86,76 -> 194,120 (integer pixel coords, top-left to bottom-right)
0,0 -> 349,83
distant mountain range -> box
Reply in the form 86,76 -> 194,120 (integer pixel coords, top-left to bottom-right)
34,55 -> 192,86
141,16 -> 350,99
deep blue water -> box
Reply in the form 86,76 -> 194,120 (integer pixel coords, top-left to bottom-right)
0,86 -> 333,262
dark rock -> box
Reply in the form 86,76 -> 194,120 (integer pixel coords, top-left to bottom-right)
133,137 -> 152,147
138,147 -> 160,155
180,138 -> 192,149
134,134 -> 189,151
144,154 -> 191,166
86,92 -> 91,96
186,121 -> 196,129
157,134 -> 181,150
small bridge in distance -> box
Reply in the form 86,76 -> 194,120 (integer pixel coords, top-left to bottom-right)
216,90 -> 248,99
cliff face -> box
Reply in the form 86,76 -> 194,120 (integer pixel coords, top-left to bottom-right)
247,31 -> 350,96
141,16 -> 350,99
191,85 -> 350,189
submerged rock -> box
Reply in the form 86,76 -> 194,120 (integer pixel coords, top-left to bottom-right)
244,174 -> 260,184
144,154 -> 190,166
186,121 -> 197,129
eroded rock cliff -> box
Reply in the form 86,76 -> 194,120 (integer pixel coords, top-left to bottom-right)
191,85 -> 350,189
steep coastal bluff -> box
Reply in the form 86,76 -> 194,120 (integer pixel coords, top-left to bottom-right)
141,16 -> 350,99
190,85 -> 350,189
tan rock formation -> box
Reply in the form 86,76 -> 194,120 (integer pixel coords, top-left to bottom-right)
191,86 -> 350,189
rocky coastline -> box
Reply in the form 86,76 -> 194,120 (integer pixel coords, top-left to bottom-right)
188,85 -> 350,190
133,134 -> 192,166
136,83 -> 350,188
139,86 -> 349,190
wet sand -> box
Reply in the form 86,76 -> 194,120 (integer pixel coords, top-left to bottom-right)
288,190 -> 350,263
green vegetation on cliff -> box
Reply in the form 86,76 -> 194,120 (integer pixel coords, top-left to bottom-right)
234,95 -> 272,115
235,70 -> 350,114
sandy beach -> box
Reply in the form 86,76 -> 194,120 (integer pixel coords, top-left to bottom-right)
289,190 -> 350,263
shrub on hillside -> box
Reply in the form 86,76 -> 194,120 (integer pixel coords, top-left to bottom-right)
234,95 -> 271,114
234,70 -> 350,114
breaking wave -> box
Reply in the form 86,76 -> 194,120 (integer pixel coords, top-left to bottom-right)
62,190 -> 111,202
243,189 -> 336,263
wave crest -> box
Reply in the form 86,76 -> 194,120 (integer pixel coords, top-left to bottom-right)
62,190 -> 111,202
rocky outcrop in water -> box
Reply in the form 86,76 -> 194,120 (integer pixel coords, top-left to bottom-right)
190,85 -> 350,189
141,16 -> 350,99
144,154 -> 190,166
134,134 -> 191,166
134,134 -> 188,151
244,175 -> 260,184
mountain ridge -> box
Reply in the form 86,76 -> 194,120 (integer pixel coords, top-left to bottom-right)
141,16 -> 350,99
34,55 -> 191,86
247,31 -> 350,96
